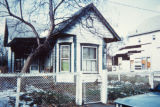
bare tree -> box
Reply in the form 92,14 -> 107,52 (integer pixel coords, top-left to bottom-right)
0,0 -> 100,73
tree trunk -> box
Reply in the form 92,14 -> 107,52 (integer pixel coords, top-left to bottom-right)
21,53 -> 34,73
21,41 -> 50,73
20,34 -> 57,73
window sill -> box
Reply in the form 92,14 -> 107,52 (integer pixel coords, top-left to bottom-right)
82,71 -> 99,74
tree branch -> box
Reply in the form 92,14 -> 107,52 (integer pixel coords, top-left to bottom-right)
19,0 -> 23,19
47,0 -> 64,36
53,0 -> 64,15
4,0 -> 40,46
0,1 -> 6,7
49,0 -> 54,28
73,0 -> 83,8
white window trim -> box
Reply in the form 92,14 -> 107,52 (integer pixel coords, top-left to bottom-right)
60,44 -> 71,72
81,45 -> 98,73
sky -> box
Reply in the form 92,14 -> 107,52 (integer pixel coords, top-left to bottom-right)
99,0 -> 160,37
0,0 -> 160,37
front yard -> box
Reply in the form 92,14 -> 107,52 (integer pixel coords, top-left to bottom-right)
0,73 -> 155,106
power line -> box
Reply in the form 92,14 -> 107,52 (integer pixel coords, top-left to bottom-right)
108,1 -> 160,14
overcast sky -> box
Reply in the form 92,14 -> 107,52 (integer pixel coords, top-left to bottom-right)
0,0 -> 160,37
99,0 -> 160,37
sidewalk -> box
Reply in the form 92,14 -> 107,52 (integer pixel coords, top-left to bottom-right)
84,103 -> 115,107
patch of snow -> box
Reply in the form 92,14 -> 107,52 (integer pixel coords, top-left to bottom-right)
25,85 -> 44,93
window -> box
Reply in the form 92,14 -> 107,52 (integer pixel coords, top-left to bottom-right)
153,35 -> 156,40
138,38 -> 141,43
147,57 -> 151,69
60,45 -> 70,72
142,61 -> 146,70
30,59 -> 39,71
31,65 -> 38,70
82,46 -> 97,72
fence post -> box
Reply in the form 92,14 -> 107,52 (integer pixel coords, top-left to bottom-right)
16,77 -> 21,107
76,73 -> 82,105
118,73 -> 120,81
149,73 -> 154,89
101,70 -> 107,104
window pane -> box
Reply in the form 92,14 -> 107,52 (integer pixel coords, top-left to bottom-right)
83,47 -> 88,59
82,60 -> 87,71
31,66 -> 38,70
89,48 -> 96,59
87,60 -> 92,71
61,59 -> 69,71
92,60 -> 96,71
61,46 -> 69,58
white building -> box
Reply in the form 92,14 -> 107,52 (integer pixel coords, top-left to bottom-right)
113,16 -> 160,72
128,31 -> 160,72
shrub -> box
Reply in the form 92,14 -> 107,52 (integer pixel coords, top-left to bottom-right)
108,80 -> 150,102
20,90 -> 76,106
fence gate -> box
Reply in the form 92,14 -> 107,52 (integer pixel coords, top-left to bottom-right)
82,82 -> 101,104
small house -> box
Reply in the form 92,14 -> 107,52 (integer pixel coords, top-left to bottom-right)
4,3 -> 120,82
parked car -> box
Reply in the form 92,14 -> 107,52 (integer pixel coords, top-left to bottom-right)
115,84 -> 160,107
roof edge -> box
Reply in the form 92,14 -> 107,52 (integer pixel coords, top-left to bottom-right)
90,4 -> 121,41
60,3 -> 121,42
128,30 -> 160,38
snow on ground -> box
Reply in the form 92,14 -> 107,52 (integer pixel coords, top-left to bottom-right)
0,97 -> 11,107
0,88 -> 16,107
0,85 -> 44,107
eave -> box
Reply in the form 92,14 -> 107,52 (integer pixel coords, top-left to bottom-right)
103,38 -> 119,43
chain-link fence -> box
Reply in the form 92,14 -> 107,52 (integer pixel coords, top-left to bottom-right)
0,76 -> 17,106
19,75 -> 76,106
82,82 -> 101,104
0,74 -> 76,106
0,73 -> 106,106
1,72 -> 160,106
107,72 -> 160,102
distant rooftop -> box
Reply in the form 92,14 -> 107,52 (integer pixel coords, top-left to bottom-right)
128,15 -> 160,37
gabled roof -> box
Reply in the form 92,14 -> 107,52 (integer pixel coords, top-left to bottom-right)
4,3 -> 121,47
4,19 -> 41,46
53,3 -> 121,42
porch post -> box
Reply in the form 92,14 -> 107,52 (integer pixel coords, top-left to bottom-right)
11,52 -> 14,73
101,70 -> 108,104
76,72 -> 83,105
8,48 -> 12,73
